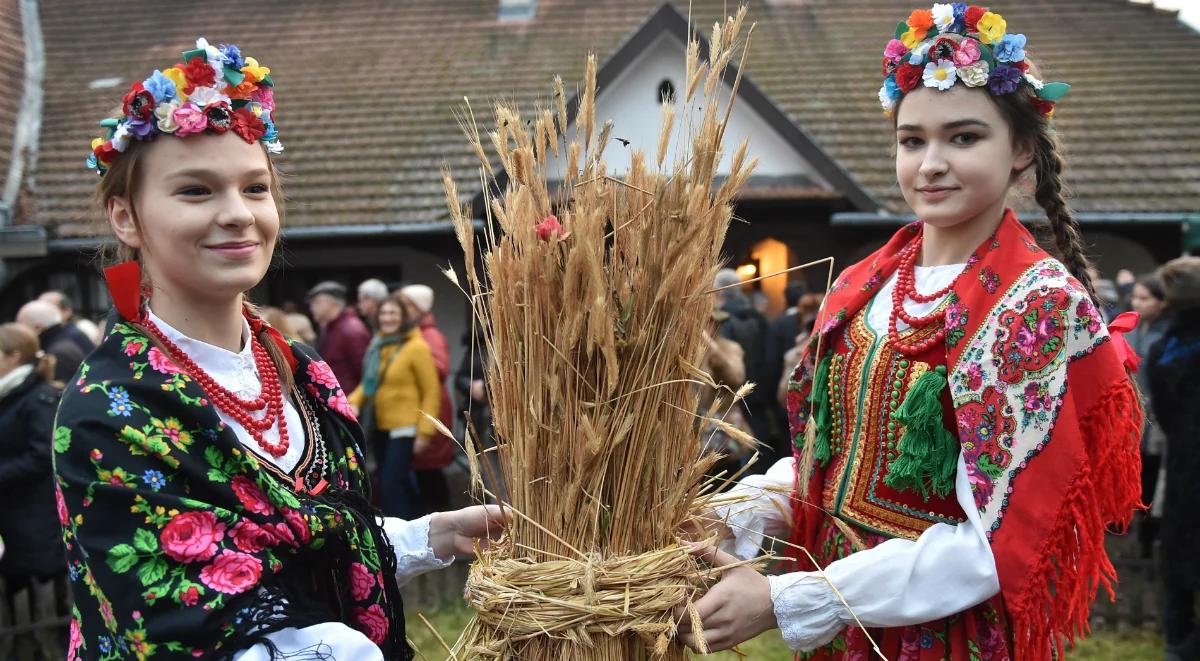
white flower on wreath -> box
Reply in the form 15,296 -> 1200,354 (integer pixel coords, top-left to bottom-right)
195,38 -> 228,90
110,122 -> 131,152
187,86 -> 230,109
1023,73 -> 1045,90
958,60 -> 991,88
932,3 -> 956,33
265,140 -> 284,154
154,101 -> 181,133
879,83 -> 898,114
923,60 -> 958,90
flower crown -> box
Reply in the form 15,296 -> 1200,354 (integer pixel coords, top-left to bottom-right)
86,38 -> 283,176
878,4 -> 1069,117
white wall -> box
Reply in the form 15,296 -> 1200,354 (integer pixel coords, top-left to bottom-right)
543,33 -> 830,183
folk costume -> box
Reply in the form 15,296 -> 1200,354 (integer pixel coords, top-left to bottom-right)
59,39 -> 452,661
723,208 -> 1143,659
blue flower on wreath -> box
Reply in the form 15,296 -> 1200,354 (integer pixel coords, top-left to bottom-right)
142,70 -> 177,105
142,469 -> 166,491
949,3 -> 968,32
220,43 -> 245,69
993,34 -> 1026,63
108,387 -> 133,417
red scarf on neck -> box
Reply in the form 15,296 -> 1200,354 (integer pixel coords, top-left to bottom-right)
785,210 -> 1142,659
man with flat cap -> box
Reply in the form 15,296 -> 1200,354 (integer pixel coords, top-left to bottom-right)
307,281 -> 371,393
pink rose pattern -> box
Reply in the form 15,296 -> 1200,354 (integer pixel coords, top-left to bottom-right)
230,475 -> 275,515
199,550 -> 263,595
147,346 -> 184,374
56,322 -> 395,657
160,511 -> 226,563
349,561 -> 376,601
353,604 -> 390,645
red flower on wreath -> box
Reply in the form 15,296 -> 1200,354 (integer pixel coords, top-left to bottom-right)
965,6 -> 988,32
123,83 -> 155,121
231,107 -> 266,143
535,214 -> 564,241
896,63 -> 923,93
182,57 -> 216,93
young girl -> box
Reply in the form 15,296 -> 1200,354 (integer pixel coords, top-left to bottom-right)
680,6 -> 1143,659
56,39 -> 502,661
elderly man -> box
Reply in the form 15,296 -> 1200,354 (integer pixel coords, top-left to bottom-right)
307,281 -> 371,392
16,300 -> 86,382
38,290 -> 100,352
356,278 -> 389,330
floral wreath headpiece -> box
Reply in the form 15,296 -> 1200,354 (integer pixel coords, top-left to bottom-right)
86,37 -> 283,176
878,4 -> 1069,117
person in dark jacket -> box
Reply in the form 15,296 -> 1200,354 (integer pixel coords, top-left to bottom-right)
1146,257 -> 1200,661
0,323 -> 66,588
763,282 -> 808,466
1126,273 -> 1170,558
39,290 -> 99,354
16,299 -> 86,382
307,281 -> 372,393
712,269 -> 774,472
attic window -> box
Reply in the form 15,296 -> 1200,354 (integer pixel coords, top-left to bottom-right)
88,77 -> 123,90
658,79 -> 676,104
498,0 -> 537,21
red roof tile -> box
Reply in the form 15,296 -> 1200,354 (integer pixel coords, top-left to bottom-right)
25,0 -> 1200,238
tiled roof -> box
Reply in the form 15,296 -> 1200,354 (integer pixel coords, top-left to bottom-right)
26,0 -> 1200,238
0,0 -> 24,202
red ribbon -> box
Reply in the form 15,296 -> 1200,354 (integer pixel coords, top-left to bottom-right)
247,313 -> 298,373
103,260 -> 145,322
1106,310 -> 1142,373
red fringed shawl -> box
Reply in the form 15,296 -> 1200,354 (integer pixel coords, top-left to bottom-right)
785,210 -> 1142,659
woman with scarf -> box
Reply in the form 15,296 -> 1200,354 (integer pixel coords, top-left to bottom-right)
349,292 -> 441,520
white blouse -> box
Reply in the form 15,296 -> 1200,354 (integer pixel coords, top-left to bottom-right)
146,311 -> 450,659
713,264 -> 1001,651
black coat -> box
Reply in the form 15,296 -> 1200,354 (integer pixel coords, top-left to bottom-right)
40,323 -> 87,382
0,368 -> 65,578
1146,307 -> 1200,588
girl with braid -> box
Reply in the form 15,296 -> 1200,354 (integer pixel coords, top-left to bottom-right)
57,39 -> 504,660
679,5 -> 1144,659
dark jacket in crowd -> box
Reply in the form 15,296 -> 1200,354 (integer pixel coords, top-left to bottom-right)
61,321 -> 96,359
717,293 -> 778,464
318,306 -> 372,394
0,367 -> 66,578
40,323 -> 87,382
1147,307 -> 1200,589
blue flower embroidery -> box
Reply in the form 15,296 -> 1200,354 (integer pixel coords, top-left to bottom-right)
142,470 -> 166,491
108,388 -> 133,417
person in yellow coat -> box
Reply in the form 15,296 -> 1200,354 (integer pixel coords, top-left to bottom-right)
349,292 -> 441,518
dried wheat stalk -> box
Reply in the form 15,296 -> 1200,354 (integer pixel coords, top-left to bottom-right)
443,9 -> 759,659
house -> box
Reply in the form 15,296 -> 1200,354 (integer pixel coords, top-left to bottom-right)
2,0 -> 1198,360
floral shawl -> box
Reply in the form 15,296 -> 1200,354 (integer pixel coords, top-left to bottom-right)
54,319 -> 412,660
785,210 -> 1142,660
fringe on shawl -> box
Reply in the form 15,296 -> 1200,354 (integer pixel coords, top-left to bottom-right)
1006,378 -> 1142,660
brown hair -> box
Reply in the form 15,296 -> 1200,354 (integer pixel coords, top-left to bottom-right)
94,136 -> 295,391
1157,256 -> 1200,311
380,293 -> 415,334
0,323 -> 56,383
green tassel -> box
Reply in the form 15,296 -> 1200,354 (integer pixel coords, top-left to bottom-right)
884,365 -> 958,501
807,355 -> 833,466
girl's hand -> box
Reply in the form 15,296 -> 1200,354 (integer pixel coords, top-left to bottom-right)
428,504 -> 509,559
678,507 -> 734,544
676,545 -> 777,652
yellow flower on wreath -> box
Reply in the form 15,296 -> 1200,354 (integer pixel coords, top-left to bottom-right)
161,66 -> 189,103
241,56 -> 270,83
976,11 -> 1007,45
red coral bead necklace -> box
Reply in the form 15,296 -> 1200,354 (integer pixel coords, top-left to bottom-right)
141,316 -> 290,457
888,235 -> 964,356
